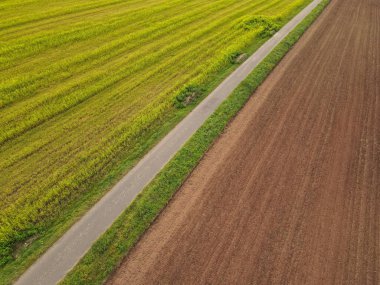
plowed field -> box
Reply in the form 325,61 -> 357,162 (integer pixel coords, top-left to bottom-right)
108,0 -> 380,283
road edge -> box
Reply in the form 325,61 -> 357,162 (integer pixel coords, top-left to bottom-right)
61,1 -> 330,284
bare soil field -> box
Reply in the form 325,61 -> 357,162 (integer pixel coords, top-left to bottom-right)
108,0 -> 380,284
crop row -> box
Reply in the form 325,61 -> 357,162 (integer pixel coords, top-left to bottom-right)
0,0 -> 260,205
0,0 -> 251,102
0,0 -> 267,134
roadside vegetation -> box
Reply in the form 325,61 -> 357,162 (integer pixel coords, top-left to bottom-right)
0,0 -> 313,283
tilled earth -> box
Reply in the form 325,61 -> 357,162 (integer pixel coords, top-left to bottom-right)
108,0 -> 380,284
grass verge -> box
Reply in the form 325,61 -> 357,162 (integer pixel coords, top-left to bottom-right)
60,0 -> 330,284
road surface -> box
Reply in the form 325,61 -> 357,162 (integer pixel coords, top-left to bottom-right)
108,0 -> 380,284
15,0 -> 323,284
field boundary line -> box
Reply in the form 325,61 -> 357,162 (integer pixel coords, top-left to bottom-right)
15,0 -> 323,284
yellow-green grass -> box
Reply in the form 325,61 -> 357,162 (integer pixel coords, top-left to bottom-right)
0,0 -> 311,276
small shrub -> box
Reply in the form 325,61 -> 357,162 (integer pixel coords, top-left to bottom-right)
174,85 -> 204,108
238,15 -> 280,38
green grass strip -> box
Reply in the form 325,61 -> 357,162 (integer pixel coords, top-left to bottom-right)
61,1 -> 330,284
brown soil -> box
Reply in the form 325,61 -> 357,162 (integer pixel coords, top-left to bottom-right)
108,0 -> 380,284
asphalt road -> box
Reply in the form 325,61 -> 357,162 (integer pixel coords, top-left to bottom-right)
15,1 -> 323,284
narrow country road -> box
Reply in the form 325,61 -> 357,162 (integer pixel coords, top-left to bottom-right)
108,0 -> 380,284
15,1 -> 323,284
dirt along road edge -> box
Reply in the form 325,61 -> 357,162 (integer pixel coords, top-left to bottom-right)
15,1 -> 323,284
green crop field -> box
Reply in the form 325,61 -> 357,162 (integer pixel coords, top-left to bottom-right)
0,0 -> 310,279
